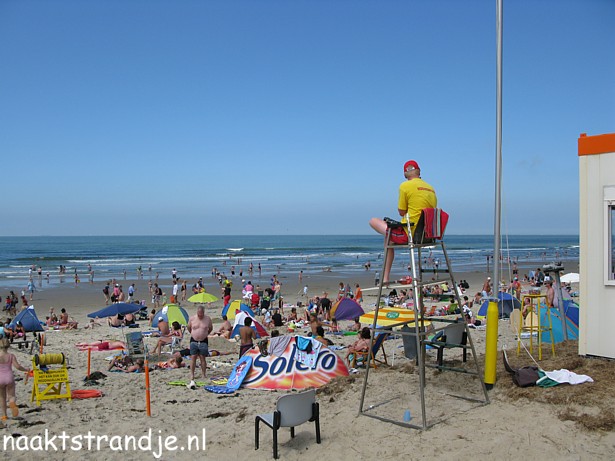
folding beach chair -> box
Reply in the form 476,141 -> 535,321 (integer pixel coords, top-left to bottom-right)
125,331 -> 145,357
351,331 -> 390,369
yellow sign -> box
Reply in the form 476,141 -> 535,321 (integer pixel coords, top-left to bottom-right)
31,355 -> 72,406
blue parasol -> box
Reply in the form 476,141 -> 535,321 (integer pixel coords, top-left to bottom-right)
87,302 -> 143,319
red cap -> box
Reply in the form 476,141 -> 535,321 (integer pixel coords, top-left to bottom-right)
404,160 -> 419,172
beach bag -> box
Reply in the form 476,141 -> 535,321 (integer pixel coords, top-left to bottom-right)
503,350 -> 540,387
512,367 -> 540,387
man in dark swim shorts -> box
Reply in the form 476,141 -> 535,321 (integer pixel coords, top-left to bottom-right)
186,306 -> 213,388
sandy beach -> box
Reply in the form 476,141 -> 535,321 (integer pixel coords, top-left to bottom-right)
2,261 -> 614,461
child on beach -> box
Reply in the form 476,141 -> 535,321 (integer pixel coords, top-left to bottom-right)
0,337 -> 31,423
328,317 -> 341,334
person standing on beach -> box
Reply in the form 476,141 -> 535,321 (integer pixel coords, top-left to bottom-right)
181,280 -> 187,301
545,280 -> 555,307
127,283 -> 136,303
239,317 -> 257,357
482,277 -> 492,299
103,283 -> 110,304
172,280 -> 179,304
354,284 -> 363,304
222,283 -> 231,307
187,306 -> 213,389
153,283 -> 162,308
0,338 -> 31,425
27,280 -> 35,301
369,160 -> 437,285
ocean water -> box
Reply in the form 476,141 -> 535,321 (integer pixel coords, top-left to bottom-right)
0,235 -> 578,290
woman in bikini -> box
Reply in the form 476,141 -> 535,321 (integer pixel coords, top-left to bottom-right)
152,321 -> 182,355
75,340 -> 126,351
345,327 -> 371,364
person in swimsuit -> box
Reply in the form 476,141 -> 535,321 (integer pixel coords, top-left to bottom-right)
154,356 -> 184,370
0,337 -> 31,423
239,317 -> 256,357
152,321 -> 182,356
209,315 -> 232,339
108,356 -> 145,373
187,306 -> 213,388
75,340 -> 126,351
345,327 -> 371,364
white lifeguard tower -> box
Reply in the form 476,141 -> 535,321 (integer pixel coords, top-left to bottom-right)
578,132 -> 615,359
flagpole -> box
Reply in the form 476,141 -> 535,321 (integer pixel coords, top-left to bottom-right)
484,0 -> 503,389
494,0 -> 503,297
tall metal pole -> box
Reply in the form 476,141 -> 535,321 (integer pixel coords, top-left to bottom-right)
484,0 -> 503,389
493,0 -> 503,295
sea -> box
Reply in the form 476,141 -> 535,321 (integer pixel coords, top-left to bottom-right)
0,235 -> 579,290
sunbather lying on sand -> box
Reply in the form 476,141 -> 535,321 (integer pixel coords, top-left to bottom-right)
76,340 -> 126,351
108,356 -> 144,373
154,356 -> 184,369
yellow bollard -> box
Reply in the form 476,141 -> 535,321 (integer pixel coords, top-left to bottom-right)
483,301 -> 499,389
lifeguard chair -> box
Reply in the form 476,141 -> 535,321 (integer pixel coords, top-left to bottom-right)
359,208 -> 489,429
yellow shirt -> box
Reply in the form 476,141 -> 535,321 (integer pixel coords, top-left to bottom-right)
398,177 -> 437,230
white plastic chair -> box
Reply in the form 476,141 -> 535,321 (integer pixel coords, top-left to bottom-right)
255,388 -> 321,459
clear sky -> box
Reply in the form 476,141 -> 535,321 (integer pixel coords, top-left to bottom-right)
1,0 -> 613,236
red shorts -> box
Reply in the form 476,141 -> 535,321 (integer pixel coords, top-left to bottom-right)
389,227 -> 409,244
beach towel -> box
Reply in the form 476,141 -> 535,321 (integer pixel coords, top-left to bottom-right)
168,380 -> 207,387
422,208 -> 449,240
539,369 -> 593,386
295,337 -> 322,369
269,335 -> 292,357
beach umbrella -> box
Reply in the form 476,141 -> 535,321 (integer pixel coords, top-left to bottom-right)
221,300 -> 254,320
359,307 -> 415,328
477,292 -> 521,319
87,302 -> 142,319
560,273 -> 580,284
9,306 -> 44,332
230,311 -> 268,338
188,292 -> 219,303
330,298 -> 365,321
152,304 -> 189,328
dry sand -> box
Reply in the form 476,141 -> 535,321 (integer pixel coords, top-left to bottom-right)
2,266 -> 614,461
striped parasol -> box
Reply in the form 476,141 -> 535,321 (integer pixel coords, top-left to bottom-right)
360,307 -> 417,327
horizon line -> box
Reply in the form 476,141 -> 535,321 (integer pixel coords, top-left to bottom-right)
0,233 -> 580,238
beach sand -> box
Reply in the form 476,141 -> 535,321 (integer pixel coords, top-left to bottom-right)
2,262 -> 614,461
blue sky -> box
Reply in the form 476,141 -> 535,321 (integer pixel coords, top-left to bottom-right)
1,0 -> 613,236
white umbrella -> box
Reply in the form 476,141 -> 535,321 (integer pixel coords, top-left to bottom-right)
560,273 -> 580,284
